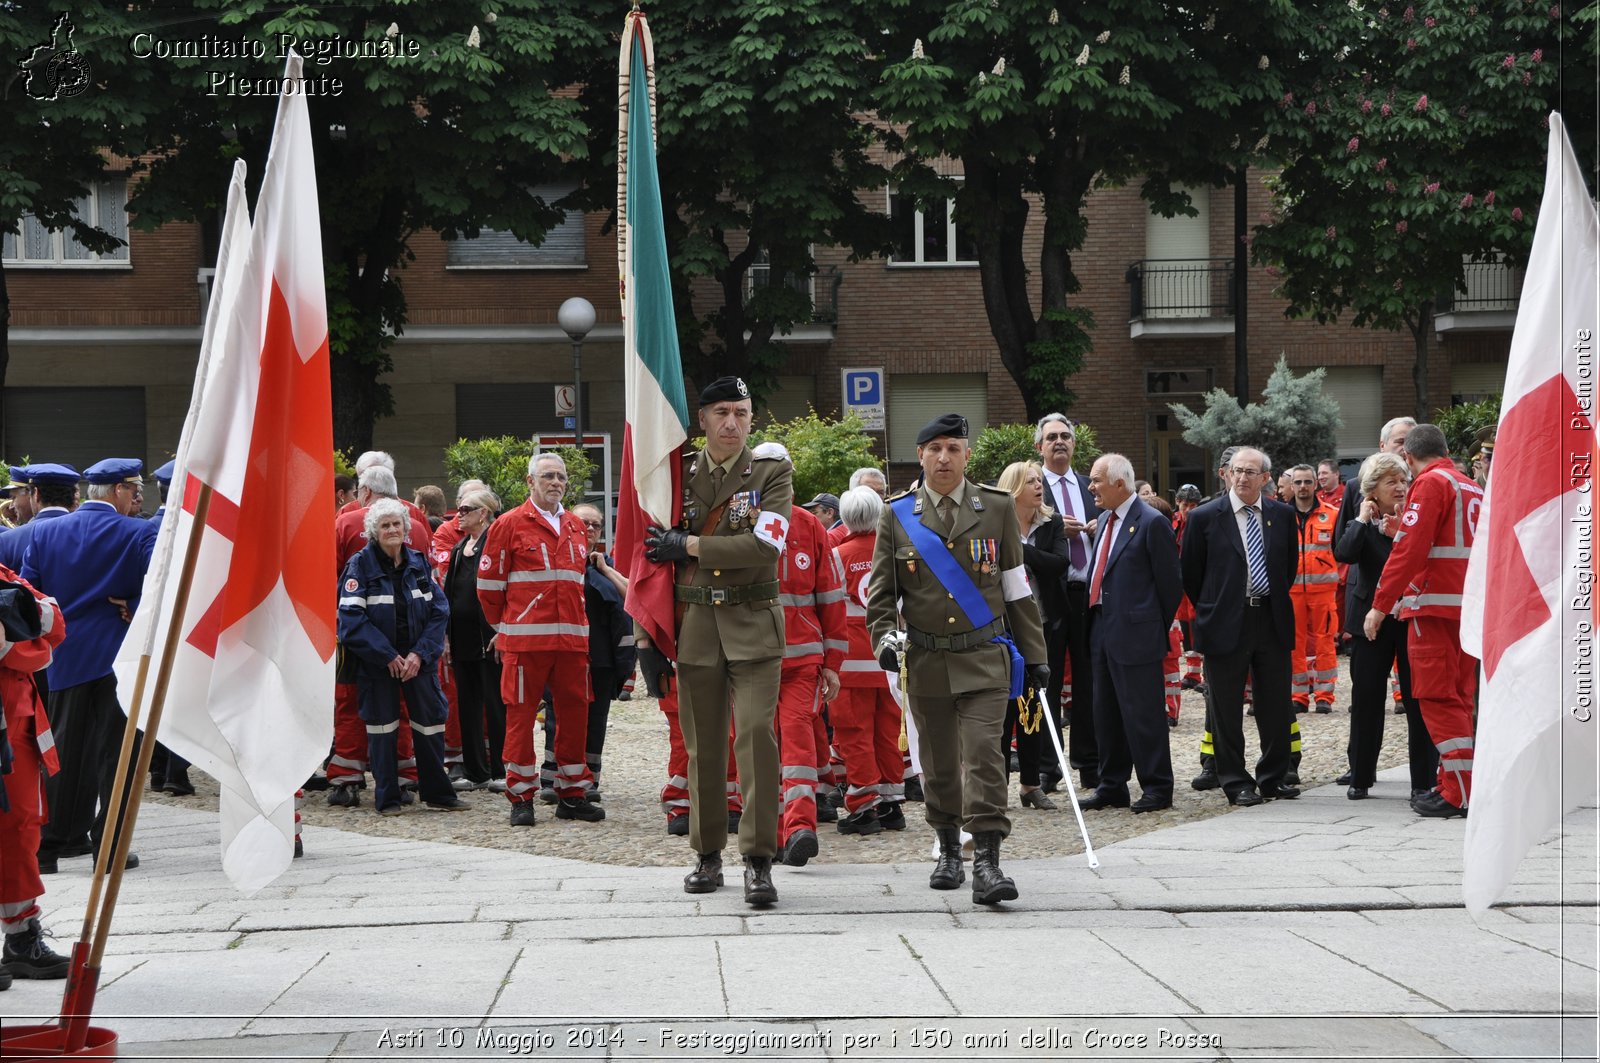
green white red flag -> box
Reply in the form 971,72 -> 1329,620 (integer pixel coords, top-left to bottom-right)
615,10 -> 689,659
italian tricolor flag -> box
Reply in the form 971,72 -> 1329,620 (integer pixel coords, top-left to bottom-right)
616,10 -> 689,660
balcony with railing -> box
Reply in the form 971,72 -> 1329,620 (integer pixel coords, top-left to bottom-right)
1126,258 -> 1236,338
1434,253 -> 1522,333
748,264 -> 840,342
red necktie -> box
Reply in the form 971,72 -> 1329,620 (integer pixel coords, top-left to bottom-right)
1088,512 -> 1117,607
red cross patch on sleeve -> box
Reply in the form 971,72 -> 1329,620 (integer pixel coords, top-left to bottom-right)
344,578 -> 359,593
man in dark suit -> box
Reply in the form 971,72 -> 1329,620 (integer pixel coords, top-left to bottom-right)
1080,455 -> 1183,813
1179,446 -> 1301,806
1034,413 -> 1100,791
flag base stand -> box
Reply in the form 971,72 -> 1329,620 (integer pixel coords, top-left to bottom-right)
0,1025 -> 118,1059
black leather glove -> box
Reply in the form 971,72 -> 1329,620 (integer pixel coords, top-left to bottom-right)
1027,664 -> 1052,696
637,642 -> 675,697
877,631 -> 907,672
644,524 -> 691,563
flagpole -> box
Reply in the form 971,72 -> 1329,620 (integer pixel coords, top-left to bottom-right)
60,485 -> 214,1052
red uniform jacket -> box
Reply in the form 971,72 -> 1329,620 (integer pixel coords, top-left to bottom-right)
833,527 -> 888,689
780,506 -> 848,672
1373,458 -> 1482,621
476,500 -> 589,653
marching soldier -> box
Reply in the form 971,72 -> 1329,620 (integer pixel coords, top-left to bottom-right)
865,414 -> 1048,905
638,376 -> 793,907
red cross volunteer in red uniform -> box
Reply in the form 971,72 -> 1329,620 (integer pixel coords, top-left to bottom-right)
1365,424 -> 1482,818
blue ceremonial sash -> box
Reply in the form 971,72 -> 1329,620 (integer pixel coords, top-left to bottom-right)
890,494 -> 1025,697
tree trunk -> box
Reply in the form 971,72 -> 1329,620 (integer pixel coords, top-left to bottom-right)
1408,301 -> 1433,424
331,347 -> 381,457
0,260 -> 9,456
962,155 -> 1039,421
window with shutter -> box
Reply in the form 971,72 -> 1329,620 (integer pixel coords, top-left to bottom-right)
886,373 -> 988,461
1318,367 -> 1384,456
444,183 -> 587,269
4,387 -> 146,483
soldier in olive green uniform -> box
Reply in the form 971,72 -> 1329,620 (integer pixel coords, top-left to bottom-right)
865,413 -> 1048,904
641,376 -> 793,907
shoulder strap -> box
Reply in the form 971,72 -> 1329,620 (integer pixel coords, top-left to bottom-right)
888,495 -> 995,629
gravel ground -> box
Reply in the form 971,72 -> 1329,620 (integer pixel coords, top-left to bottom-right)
146,653 -> 1413,867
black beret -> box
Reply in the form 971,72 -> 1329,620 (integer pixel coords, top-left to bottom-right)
916,413 -> 968,446
699,376 -> 750,405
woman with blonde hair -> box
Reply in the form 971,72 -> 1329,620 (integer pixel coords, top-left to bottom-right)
995,460 -> 1070,810
1333,452 -> 1436,800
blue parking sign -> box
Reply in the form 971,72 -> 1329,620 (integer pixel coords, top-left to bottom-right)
841,368 -> 885,430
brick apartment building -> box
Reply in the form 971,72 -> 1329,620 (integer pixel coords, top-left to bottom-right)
5,168 -> 1516,513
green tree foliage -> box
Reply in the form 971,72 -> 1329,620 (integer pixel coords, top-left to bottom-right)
0,5 -> 158,447
443,436 -> 595,511
748,409 -> 879,503
968,421 -> 1099,484
1251,0 -> 1595,422
1434,395 -> 1502,460
875,0 -> 1315,421
112,0 -> 606,454
1170,356 -> 1342,471
571,0 -> 895,403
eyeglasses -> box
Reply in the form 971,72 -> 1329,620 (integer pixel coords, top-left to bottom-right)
535,472 -> 568,482
581,519 -> 604,529
457,505 -> 479,513
1231,467 -> 1264,478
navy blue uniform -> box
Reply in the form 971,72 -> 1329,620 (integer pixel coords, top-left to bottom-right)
337,542 -> 453,812
0,509 -> 69,580
21,499 -> 157,861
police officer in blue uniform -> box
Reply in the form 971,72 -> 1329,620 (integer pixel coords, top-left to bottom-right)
22,458 -> 157,873
0,465 -> 80,574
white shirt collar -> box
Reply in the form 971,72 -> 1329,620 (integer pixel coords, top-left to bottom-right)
1229,490 -> 1264,515
532,500 -> 565,532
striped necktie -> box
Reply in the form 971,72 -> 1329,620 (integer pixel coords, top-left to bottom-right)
1244,505 -> 1269,596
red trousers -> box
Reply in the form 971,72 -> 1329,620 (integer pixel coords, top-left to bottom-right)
658,687 -> 739,820
1407,615 -> 1478,806
330,682 -> 417,786
832,685 -> 904,813
501,651 -> 592,801
0,709 -> 45,924
441,659 -> 462,767
774,667 -> 821,843
1164,621 -> 1183,723
1291,585 -> 1339,707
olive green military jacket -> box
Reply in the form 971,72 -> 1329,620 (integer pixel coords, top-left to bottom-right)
865,480 -> 1047,697
670,444 -> 793,667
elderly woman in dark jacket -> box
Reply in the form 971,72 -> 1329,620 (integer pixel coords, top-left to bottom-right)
443,487 -> 506,791
996,460 -> 1071,810
1333,452 -> 1438,800
338,498 -> 471,816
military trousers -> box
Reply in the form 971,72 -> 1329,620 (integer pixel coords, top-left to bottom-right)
677,650 -> 780,859
907,685 -> 1012,837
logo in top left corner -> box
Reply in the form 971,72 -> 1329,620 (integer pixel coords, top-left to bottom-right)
18,13 -> 92,101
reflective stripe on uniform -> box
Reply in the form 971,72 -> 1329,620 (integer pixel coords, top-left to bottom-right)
840,659 -> 879,672
780,593 -> 816,607
1437,737 -> 1474,754
409,588 -> 433,600
1298,572 -> 1340,584
329,755 -> 366,770
1401,593 -> 1464,610
338,596 -> 367,609
784,641 -> 824,658
366,721 -> 400,734
497,622 -> 588,637
477,577 -> 507,591
782,765 -> 819,781
409,721 -> 446,735
782,784 -> 813,805
509,569 -> 584,585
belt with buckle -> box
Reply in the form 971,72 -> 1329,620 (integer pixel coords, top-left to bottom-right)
1244,595 -> 1268,607
906,616 -> 1006,652
674,581 -> 780,606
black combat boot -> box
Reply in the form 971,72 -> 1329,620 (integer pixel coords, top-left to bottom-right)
970,831 -> 1019,905
683,852 -> 723,894
929,827 -> 965,890
743,856 -> 777,906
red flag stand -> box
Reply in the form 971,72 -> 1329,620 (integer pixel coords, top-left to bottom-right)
0,487 -> 213,1060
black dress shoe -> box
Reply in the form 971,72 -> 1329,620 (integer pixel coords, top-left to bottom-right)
1284,771 -> 1301,787
1336,772 -> 1354,787
1130,794 -> 1172,814
684,852 -> 724,894
36,854 -> 58,875
1191,769 -> 1220,791
425,795 -> 473,811
161,767 -> 195,796
1227,789 -> 1264,807
1078,789 -> 1130,811
1264,785 -> 1300,800
1346,786 -> 1370,800
743,856 -> 777,906
1412,790 -> 1468,818
815,799 -> 838,823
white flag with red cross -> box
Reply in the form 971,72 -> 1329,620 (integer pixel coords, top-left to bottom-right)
115,52 -> 335,894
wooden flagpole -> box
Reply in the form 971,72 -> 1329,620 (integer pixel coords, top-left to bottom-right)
59,483 -> 213,1053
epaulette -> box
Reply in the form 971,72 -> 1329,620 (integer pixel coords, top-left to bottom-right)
886,488 -> 915,502
975,482 -> 1010,495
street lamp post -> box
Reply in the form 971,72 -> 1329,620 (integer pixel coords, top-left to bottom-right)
557,296 -> 597,469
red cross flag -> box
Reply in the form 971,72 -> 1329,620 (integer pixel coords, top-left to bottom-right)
1459,113 -> 1599,912
115,53 -> 334,893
